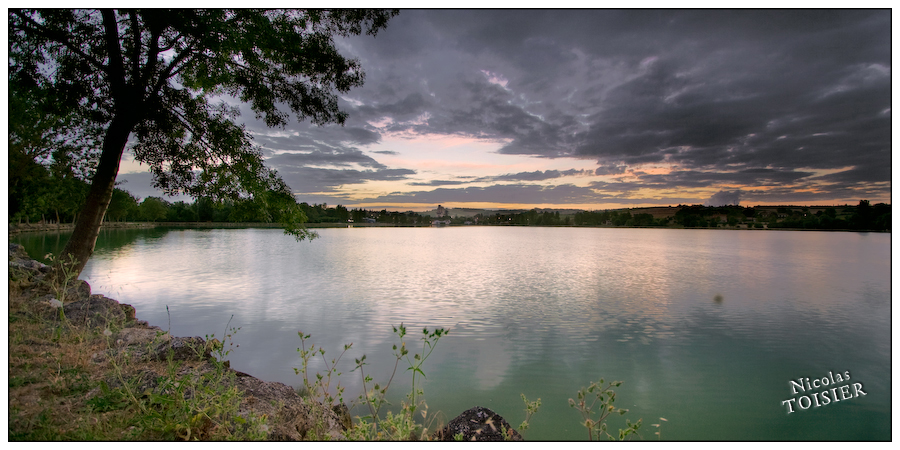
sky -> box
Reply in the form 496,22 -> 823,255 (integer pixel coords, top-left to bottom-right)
117,9 -> 892,211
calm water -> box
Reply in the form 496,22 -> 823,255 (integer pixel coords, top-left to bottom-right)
15,226 -> 891,440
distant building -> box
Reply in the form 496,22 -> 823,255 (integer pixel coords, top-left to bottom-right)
436,205 -> 447,218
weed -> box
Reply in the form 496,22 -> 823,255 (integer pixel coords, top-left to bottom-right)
294,330 -> 353,439
517,393 -> 541,433
568,378 -> 643,441
42,252 -> 80,323
349,324 -> 448,440
293,324 -> 448,441
205,315 -> 241,363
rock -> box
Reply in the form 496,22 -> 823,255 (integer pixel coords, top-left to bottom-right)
63,295 -> 126,328
151,336 -> 211,362
432,406 -> 523,441
9,243 -> 29,260
63,279 -> 92,302
332,404 -> 352,431
8,258 -> 48,274
8,244 -> 52,278
116,327 -> 171,347
120,303 -> 136,321
234,376 -> 348,440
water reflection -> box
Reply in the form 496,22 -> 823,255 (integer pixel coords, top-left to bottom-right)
14,226 -> 891,440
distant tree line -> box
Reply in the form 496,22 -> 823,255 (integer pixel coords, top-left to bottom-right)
9,165 -> 441,226
572,210 -> 663,227
9,156 -> 320,226
764,201 -> 890,231
350,208 -> 431,225
470,202 -> 889,231
649,202 -> 887,231
10,165 -> 889,232
472,210 -> 570,226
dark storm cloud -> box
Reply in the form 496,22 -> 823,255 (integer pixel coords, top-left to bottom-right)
595,165 -> 628,176
267,148 -> 386,169
741,184 -> 889,204
705,190 -> 742,207
479,169 -> 592,182
329,9 -> 889,204
405,169 -> 591,186
117,10 -> 882,207
408,180 -> 469,187
360,184 -> 607,205
274,166 -> 416,194
356,183 -> 702,207
589,167 -> 815,193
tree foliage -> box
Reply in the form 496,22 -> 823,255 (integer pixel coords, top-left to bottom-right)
9,8 -> 397,275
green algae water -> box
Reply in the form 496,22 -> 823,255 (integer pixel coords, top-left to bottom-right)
14,226 -> 891,440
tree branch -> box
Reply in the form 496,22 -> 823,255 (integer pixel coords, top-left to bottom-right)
11,10 -> 106,74
164,104 -> 235,170
151,39 -> 197,98
128,10 -> 142,86
101,9 -> 127,101
141,28 -> 162,98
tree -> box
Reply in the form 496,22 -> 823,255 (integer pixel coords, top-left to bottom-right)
9,77 -> 99,224
9,8 -> 397,277
106,188 -> 140,222
140,197 -> 170,222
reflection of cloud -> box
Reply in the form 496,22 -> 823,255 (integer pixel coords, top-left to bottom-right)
465,337 -> 513,391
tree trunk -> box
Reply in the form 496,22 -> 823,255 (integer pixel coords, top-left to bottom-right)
57,115 -> 136,278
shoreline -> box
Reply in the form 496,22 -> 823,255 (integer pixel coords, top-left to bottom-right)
7,243 -> 350,440
9,221 -> 888,236
8,243 -> 521,441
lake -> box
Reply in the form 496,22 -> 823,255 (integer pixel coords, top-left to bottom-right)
13,226 -> 891,440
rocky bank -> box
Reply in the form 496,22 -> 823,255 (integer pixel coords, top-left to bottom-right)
8,243 -> 521,441
8,243 -> 348,440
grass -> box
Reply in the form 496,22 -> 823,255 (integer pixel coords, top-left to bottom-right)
8,263 -> 268,441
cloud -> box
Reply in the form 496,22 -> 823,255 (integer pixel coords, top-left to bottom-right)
276,166 -> 416,194
595,165 -> 628,176
358,184 -> 606,205
705,190 -> 742,206
267,148 -> 387,169
115,171 -> 190,202
330,10 -> 889,204
129,11 -> 888,208
355,183 -> 703,207
408,180 -> 469,187
479,169 -> 592,182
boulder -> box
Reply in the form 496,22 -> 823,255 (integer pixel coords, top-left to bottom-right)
8,244 -> 49,278
234,375 -> 348,440
8,243 -> 29,260
64,294 -> 127,328
151,336 -> 212,362
432,406 -> 523,441
116,327 -> 170,347
63,279 -> 92,302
